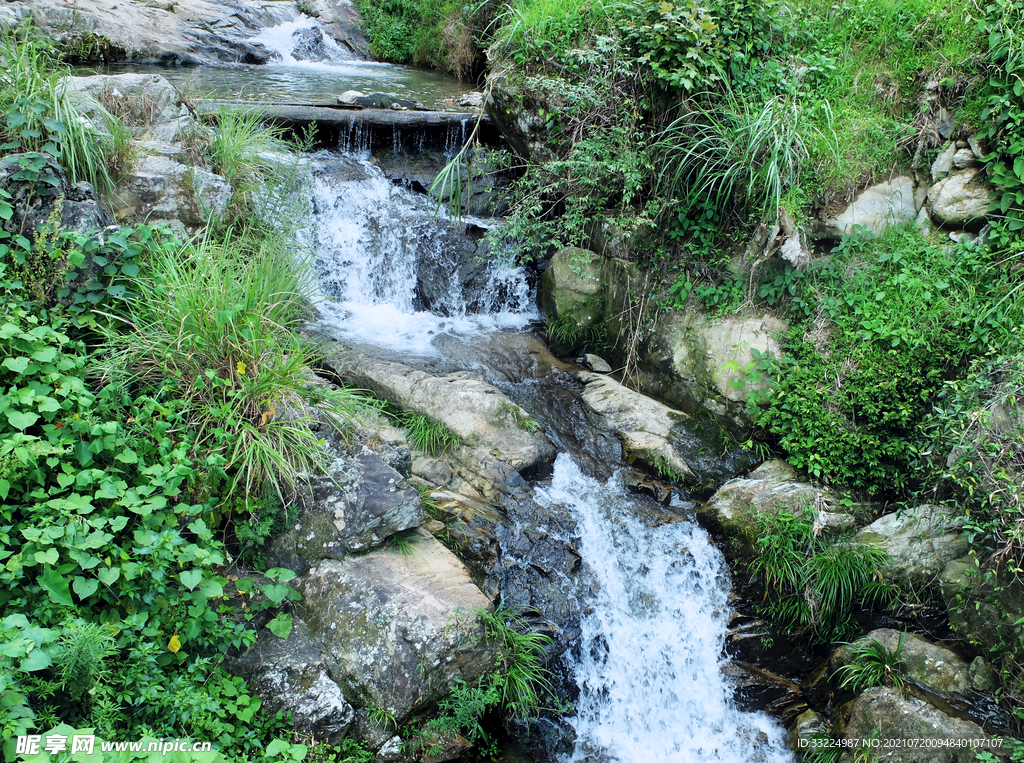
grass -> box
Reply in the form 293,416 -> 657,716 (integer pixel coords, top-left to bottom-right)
833,635 -> 907,694
477,607 -> 557,721
384,530 -> 422,557
98,232 -> 367,498
0,32 -> 121,195
395,411 -> 461,455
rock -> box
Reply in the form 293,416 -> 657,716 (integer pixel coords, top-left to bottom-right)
915,206 -> 932,236
0,4 -> 32,30
290,24 -> 341,63
227,619 -> 354,742
575,371 -> 697,483
266,452 -> 424,574
854,504 -> 968,585
839,687 -> 1000,762
111,154 -> 231,231
788,708 -> 826,749
321,349 -> 555,501
64,73 -> 191,142
636,309 -> 786,431
928,167 -> 991,226
22,0 -> 368,64
969,657 -> 998,693
296,530 -> 498,724
339,90 -> 365,105
425,490 -> 505,588
816,176 -> 917,239
952,148 -> 978,170
0,154 -> 112,242
834,629 -> 970,696
376,736 -> 405,762
939,557 -> 1024,651
582,353 -> 612,373
539,247 -> 605,328
747,459 -> 799,483
949,230 -> 977,245
931,143 -> 957,182
374,148 -> 506,218
699,473 -> 823,550
458,92 -> 484,108
968,136 -> 986,162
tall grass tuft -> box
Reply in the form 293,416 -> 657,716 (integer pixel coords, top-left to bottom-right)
656,96 -> 836,224
0,32 -> 118,194
477,607 -> 557,721
98,233 -> 366,497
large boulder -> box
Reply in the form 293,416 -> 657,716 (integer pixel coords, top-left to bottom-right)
838,687 -> 1002,762
111,154 -> 231,231
927,167 -> 991,226
227,619 -> 355,742
636,309 -> 787,433
575,371 -> 697,484
266,452 -> 424,575
833,629 -> 970,696
321,349 -> 555,501
816,176 -> 918,239
0,153 -> 112,241
301,0 -> 371,58
295,530 -> 498,726
853,504 -> 968,586
65,73 -> 192,142
698,462 -> 825,551
539,247 -> 605,328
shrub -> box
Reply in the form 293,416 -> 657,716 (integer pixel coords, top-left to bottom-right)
98,233 -> 366,497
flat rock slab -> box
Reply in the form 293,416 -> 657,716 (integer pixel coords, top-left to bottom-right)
322,347 -> 555,499
297,530 -> 497,722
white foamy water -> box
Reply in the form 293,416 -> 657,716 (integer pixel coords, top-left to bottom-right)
535,456 -> 794,763
310,153 -> 536,355
250,16 -> 356,66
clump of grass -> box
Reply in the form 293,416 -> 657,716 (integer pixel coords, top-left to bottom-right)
395,411 -> 461,455
501,401 -> 540,432
207,107 -> 290,208
546,313 -> 608,351
98,232 -> 367,497
384,530 -> 422,557
477,607 -> 558,721
834,635 -> 906,694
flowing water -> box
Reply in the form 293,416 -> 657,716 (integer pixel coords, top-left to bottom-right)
537,456 -> 792,763
80,17 -> 469,108
310,152 -> 536,355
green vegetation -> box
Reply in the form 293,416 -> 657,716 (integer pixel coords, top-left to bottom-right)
833,636 -> 907,694
750,511 -> 893,640
0,30 -> 359,762
391,410 -> 461,455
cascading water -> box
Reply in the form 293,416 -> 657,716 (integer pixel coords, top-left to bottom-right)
251,15 -> 355,65
534,455 -> 794,763
309,152 -> 536,355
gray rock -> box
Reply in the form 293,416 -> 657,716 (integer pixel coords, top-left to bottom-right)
915,206 -> 932,236
582,353 -> 612,373
747,459 -> 799,483
338,90 -> 365,105
296,530 -> 498,724
65,73 -> 192,142
227,619 -> 355,742
301,0 -> 371,58
834,629 -> 970,696
928,167 -> 992,226
952,148 -> 978,170
854,504 -> 968,585
840,687 -> 1000,762
539,247 -> 605,329
969,657 -> 998,693
0,154 -> 112,242
322,349 -> 555,501
576,371 -> 697,483
699,474 -> 822,551
267,453 -> 424,574
376,737 -> 406,762
111,154 -> 231,231
939,556 -> 1024,650
931,143 -> 957,182
817,176 -> 917,238
787,708 -> 826,750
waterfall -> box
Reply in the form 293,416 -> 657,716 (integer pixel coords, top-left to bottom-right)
250,16 -> 355,65
535,455 -> 794,763
309,152 -> 536,355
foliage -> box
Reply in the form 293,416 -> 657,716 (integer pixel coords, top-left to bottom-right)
657,96 -> 835,225
833,635 -> 907,694
977,737 -> 1024,763
383,530 -> 421,557
976,0 -> 1024,231
546,313 -> 608,352
97,234 -> 367,498
753,225 -> 1024,494
391,410 -> 460,456
613,0 -> 778,94
0,32 -> 122,195
750,511 -> 892,640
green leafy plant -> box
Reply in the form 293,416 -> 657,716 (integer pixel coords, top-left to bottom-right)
833,635 -> 906,694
